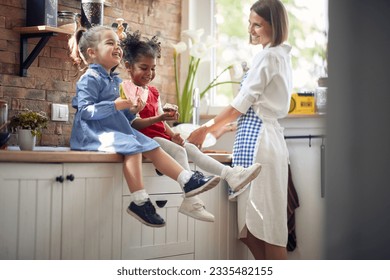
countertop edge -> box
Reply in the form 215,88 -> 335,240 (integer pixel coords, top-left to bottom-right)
0,150 -> 232,164
0,150 -> 124,163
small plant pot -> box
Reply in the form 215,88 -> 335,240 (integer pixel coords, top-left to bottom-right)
18,129 -> 36,151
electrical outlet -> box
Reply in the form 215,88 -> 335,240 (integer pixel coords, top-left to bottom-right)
51,103 -> 69,122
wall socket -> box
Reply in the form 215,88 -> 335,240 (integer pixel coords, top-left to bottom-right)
51,103 -> 69,122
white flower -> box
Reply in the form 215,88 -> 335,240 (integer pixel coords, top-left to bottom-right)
190,42 -> 208,59
171,41 -> 187,55
182,28 -> 204,44
172,29 -> 239,123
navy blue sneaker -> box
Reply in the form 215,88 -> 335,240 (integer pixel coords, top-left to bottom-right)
183,171 -> 221,198
127,199 -> 166,227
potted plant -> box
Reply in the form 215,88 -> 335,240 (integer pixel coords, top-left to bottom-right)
9,109 -> 48,150
172,29 -> 240,123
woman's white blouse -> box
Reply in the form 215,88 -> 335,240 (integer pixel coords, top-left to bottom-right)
231,43 -> 292,119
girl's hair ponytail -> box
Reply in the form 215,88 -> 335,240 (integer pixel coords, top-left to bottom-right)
68,29 -> 87,69
68,26 -> 113,72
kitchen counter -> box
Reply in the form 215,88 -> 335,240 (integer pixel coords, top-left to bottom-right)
0,146 -> 232,164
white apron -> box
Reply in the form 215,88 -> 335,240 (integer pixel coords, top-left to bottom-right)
237,116 -> 289,246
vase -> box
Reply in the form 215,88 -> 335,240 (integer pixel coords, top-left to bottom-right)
18,129 -> 36,151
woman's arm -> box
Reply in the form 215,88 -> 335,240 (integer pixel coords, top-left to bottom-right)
187,105 -> 241,147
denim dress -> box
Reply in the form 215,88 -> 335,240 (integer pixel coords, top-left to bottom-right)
70,64 -> 159,155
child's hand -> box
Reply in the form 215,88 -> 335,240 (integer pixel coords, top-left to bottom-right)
171,133 -> 185,146
115,97 -> 137,111
159,111 -> 179,121
129,97 -> 146,114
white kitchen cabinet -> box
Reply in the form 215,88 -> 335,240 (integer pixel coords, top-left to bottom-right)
281,116 -> 326,260
61,163 -> 122,260
121,163 -> 195,260
0,162 -> 122,260
0,163 -> 63,260
193,167 -> 251,260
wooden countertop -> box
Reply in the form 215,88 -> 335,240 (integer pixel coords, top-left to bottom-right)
0,147 -> 232,164
0,149 -> 123,163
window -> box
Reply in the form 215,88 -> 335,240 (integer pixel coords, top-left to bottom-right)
211,0 -> 328,107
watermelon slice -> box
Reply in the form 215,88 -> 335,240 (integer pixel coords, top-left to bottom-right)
121,80 -> 149,103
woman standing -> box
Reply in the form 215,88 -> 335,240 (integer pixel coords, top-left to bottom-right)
188,0 -> 292,259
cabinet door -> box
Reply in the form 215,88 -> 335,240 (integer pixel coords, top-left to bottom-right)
61,163 -> 122,260
121,163 -> 194,260
0,163 -> 63,260
192,166 -> 231,260
121,194 -> 194,260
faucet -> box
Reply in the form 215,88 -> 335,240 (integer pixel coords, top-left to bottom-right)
192,88 -> 200,126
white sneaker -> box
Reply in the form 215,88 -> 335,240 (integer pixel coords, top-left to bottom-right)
228,185 -> 248,201
224,163 -> 262,193
179,196 -> 215,222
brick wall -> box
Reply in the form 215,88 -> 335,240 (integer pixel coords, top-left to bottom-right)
0,0 -> 181,147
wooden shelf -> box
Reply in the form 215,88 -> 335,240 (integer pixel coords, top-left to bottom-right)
13,25 -> 74,35
13,25 -> 73,77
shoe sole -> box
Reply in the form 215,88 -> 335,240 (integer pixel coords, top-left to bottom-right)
126,208 -> 166,228
184,176 -> 221,198
178,208 -> 215,222
230,164 -> 262,193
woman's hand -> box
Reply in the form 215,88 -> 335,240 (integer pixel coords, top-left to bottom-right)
187,126 -> 208,149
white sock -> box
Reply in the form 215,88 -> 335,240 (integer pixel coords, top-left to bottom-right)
177,170 -> 193,188
221,166 -> 231,180
131,189 -> 149,206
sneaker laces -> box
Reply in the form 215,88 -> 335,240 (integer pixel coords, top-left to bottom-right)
192,202 -> 206,210
144,201 -> 156,214
192,170 -> 204,180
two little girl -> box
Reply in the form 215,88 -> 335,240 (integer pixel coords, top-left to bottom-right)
68,26 -> 261,227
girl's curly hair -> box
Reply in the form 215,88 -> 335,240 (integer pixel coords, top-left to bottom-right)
120,30 -> 161,65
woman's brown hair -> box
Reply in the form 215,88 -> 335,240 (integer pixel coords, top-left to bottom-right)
250,0 -> 289,47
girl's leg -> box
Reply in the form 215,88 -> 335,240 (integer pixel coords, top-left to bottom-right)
123,153 -> 144,193
153,137 -> 191,170
184,142 -> 225,175
143,147 -> 184,180
185,142 -> 262,194
123,153 -> 165,227
153,138 -> 215,222
143,147 -> 221,197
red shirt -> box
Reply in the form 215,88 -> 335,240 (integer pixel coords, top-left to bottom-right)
138,86 -> 171,140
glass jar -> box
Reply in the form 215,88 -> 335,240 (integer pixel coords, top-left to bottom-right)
81,0 -> 104,29
315,77 -> 328,114
0,100 -> 8,133
57,11 -> 79,33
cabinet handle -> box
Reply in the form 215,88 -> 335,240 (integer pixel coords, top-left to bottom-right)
66,174 -> 75,181
155,169 -> 164,176
155,200 -> 167,208
56,176 -> 64,183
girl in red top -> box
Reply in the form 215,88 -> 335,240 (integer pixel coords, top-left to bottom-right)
120,31 -> 262,222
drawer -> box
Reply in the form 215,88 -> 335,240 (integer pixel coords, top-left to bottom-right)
122,163 -> 194,195
121,194 -> 195,260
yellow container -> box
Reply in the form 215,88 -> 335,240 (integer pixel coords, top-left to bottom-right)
289,92 -> 315,114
